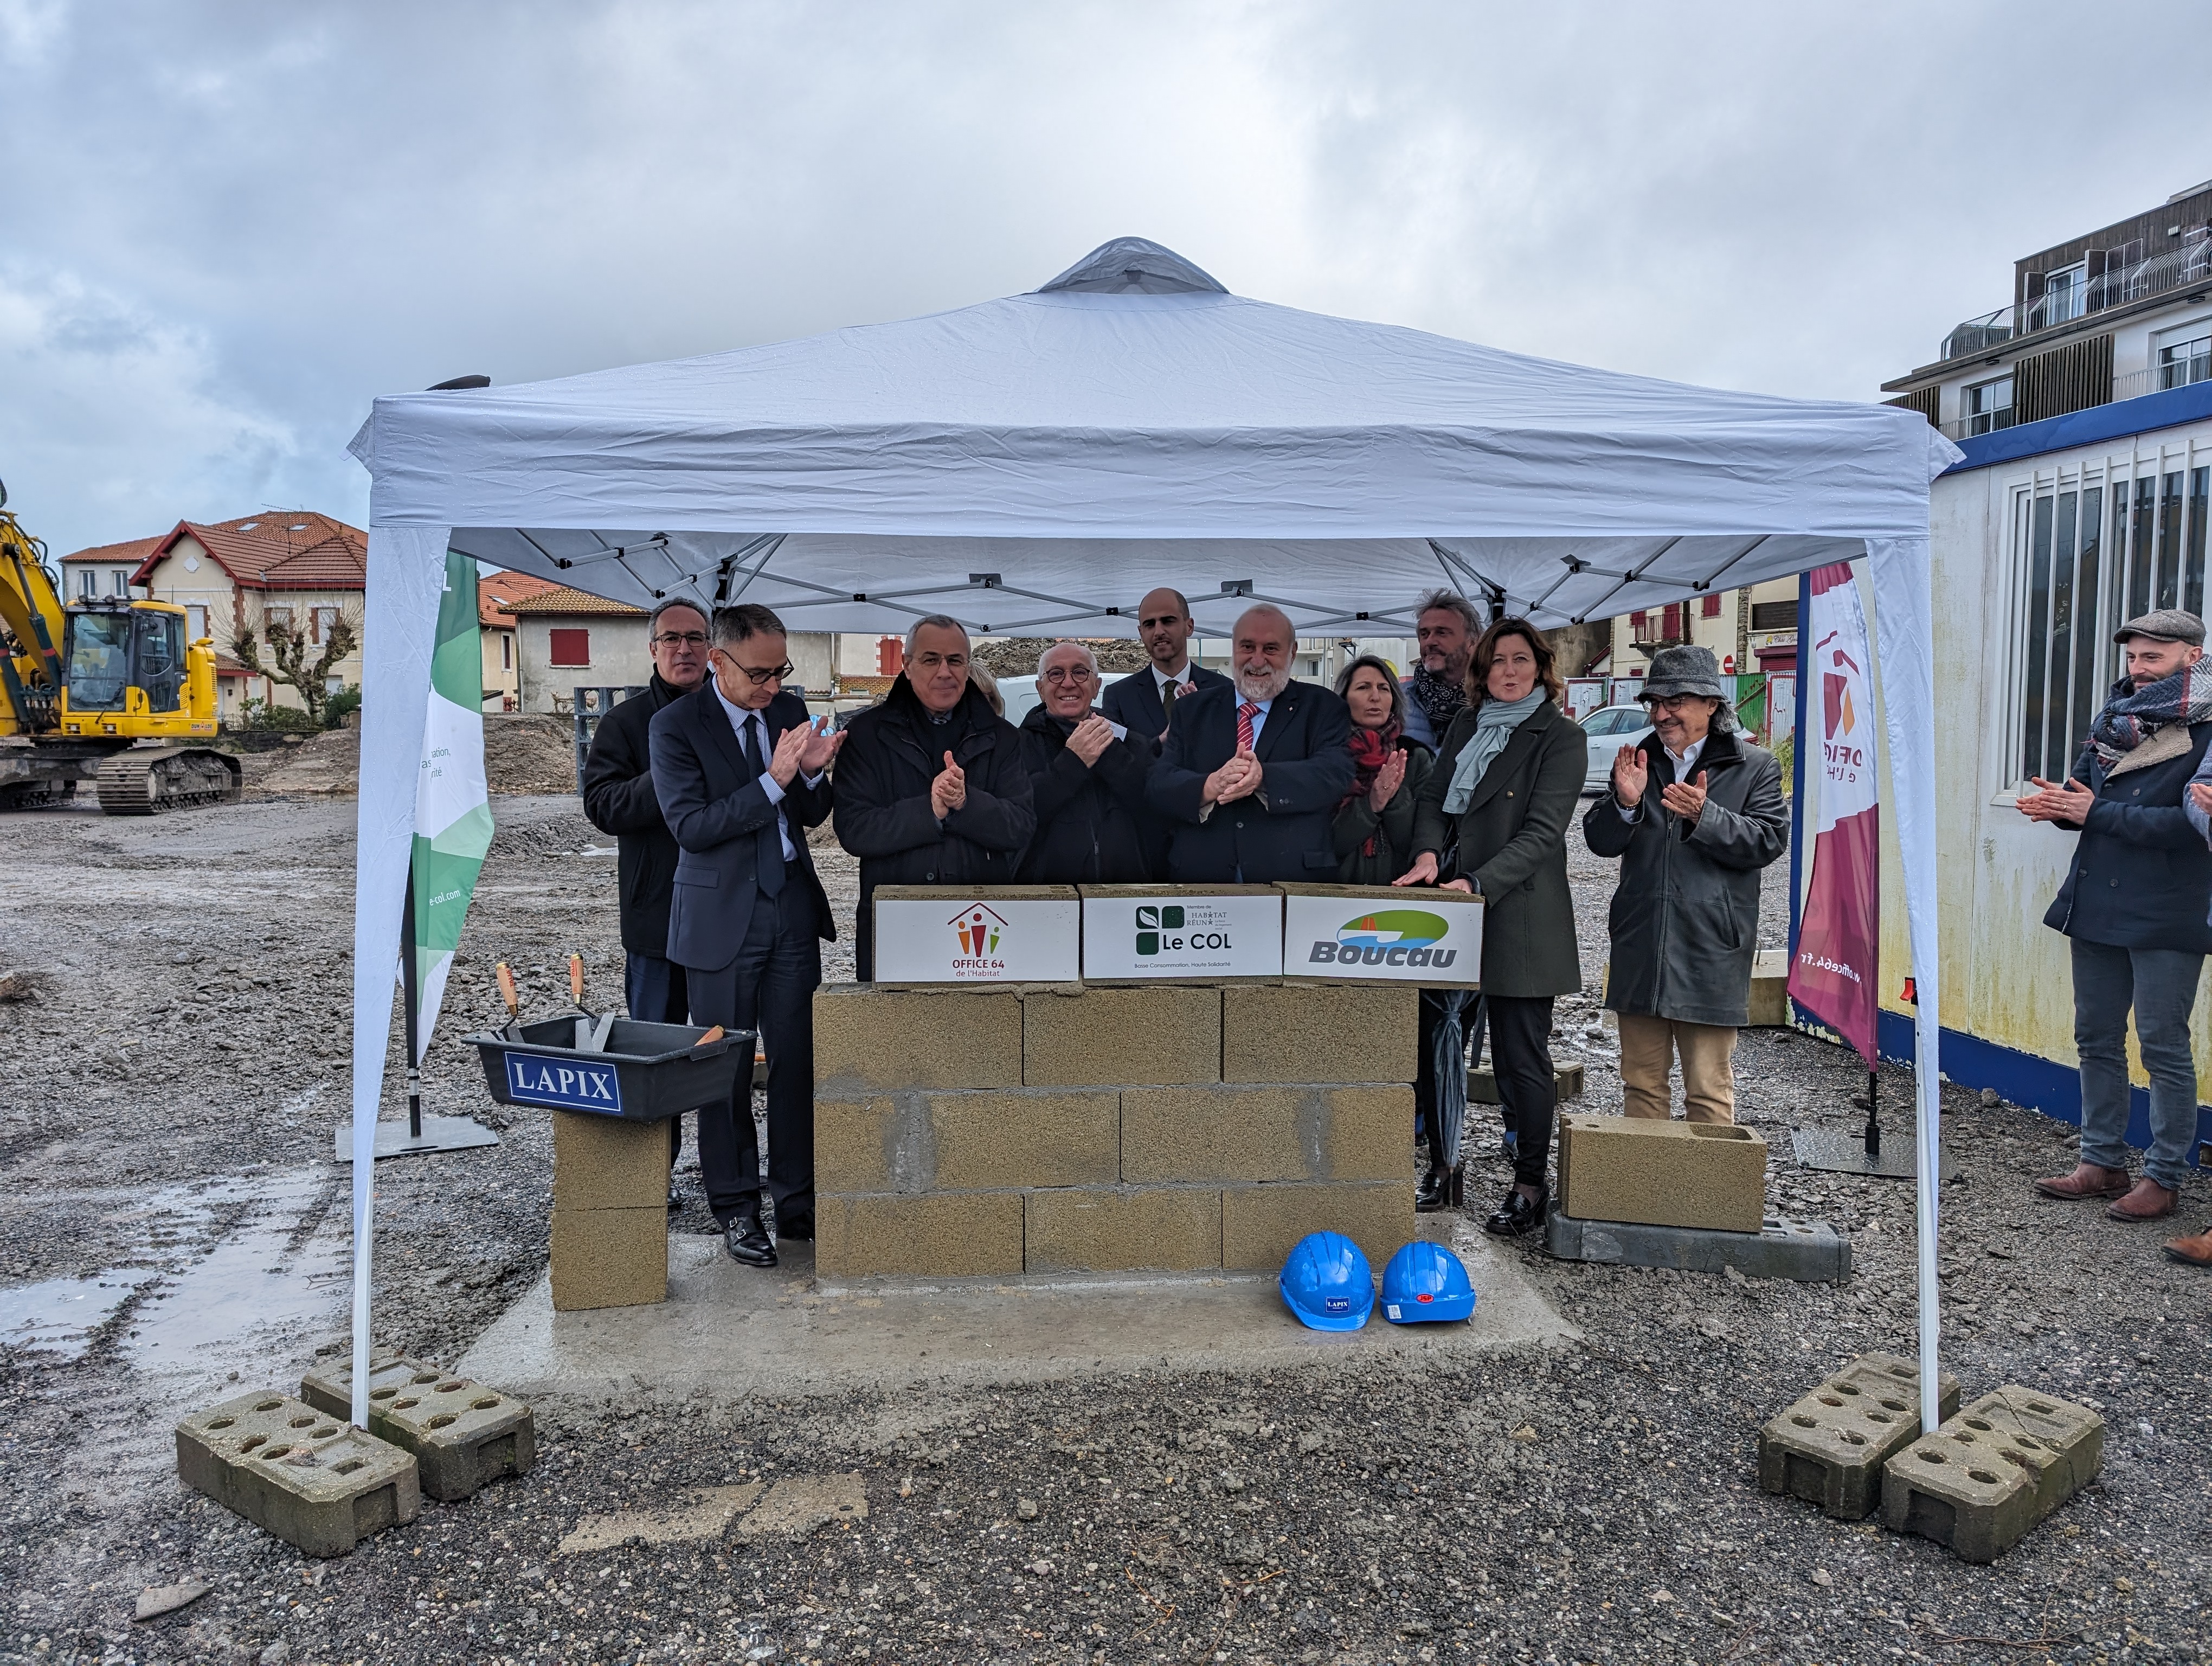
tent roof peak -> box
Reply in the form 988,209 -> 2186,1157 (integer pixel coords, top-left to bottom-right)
1036,236 -> 1226,296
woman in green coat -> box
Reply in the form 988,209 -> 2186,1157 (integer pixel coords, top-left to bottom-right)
1397,619 -> 1588,1236
1330,656 -> 1436,885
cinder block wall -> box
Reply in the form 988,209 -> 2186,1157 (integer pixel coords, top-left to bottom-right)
549,1111 -> 668,1311
813,982 -> 1416,1278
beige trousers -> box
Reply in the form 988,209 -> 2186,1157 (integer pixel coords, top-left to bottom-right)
1617,1014 -> 1739,1124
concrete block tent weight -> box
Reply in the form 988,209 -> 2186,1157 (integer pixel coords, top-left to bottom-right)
343,235 -> 1963,1431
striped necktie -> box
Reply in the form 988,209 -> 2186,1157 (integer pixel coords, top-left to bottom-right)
1236,701 -> 1258,752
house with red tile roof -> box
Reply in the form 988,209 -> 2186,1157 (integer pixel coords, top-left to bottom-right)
497,582 -> 651,713
59,535 -> 164,603
477,570 -> 565,712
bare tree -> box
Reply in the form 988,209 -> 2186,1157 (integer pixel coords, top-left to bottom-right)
229,599 -> 362,727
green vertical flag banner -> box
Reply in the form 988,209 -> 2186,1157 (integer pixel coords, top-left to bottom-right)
409,550 -> 494,1064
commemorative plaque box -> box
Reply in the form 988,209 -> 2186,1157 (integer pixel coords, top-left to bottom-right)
873,884 -> 1082,985
1078,885 -> 1284,982
1276,883 -> 1484,989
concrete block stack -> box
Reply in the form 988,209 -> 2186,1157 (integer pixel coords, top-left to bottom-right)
1557,1113 -> 1769,1233
300,1349 -> 536,1501
812,981 -> 1416,1278
550,1107 -> 668,1311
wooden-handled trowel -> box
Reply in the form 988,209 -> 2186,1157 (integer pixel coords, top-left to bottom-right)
568,952 -> 616,1053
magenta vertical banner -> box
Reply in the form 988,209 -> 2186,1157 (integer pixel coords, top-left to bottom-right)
1789,561 -> 1881,1067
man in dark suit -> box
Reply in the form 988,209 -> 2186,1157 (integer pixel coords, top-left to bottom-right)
581,598 -> 711,1196
650,602 -> 843,1267
1147,603 -> 1353,882
1101,586 -> 1233,749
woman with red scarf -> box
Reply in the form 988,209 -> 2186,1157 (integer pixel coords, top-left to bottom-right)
1330,656 -> 1435,885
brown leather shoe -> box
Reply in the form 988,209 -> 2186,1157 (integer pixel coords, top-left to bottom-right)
2106,1177 -> 2178,1221
2034,1162 -> 2132,1200
2164,1226 -> 2212,1266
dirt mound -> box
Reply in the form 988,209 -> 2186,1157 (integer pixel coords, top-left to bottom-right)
256,727 -> 359,796
483,715 -> 577,796
973,636 -> 1150,677
249,714 -> 578,799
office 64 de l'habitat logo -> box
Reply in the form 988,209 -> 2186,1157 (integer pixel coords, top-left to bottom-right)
949,903 -> 1010,973
1306,909 -> 1459,968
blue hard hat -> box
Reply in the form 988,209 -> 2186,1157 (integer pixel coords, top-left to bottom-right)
1278,1231 -> 1374,1332
1380,1241 -> 1476,1324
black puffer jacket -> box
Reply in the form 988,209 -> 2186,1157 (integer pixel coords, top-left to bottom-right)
832,676 -> 1036,980
1014,703 -> 1154,884
1581,725 -> 1789,1027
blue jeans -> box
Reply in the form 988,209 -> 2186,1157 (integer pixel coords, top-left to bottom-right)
2072,938 -> 2204,1190
626,953 -> 690,1167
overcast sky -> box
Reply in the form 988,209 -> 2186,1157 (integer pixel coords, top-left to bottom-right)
5,0 -> 2208,559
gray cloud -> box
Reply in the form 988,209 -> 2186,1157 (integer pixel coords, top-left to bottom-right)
4,0 -> 2207,558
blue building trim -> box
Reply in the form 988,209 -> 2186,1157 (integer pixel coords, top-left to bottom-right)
1871,1007 -> 2209,1168
1943,379 -> 2212,475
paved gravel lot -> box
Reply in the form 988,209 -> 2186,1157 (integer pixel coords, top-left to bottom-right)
1,786 -> 2207,1666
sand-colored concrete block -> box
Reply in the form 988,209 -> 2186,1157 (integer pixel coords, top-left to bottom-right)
1757,1351 -> 1960,1520
813,1093 -> 908,1194
1881,1427 -> 2040,1564
929,1090 -> 1120,1190
1320,1086 -> 1416,1182
1555,1112 -> 1767,1233
1221,984 -> 1417,1083
814,1191 -> 1025,1278
1220,1181 -> 1411,1274
1024,1187 -> 1223,1272
176,1391 -> 420,1558
300,1353 -> 535,1503
1023,984 -> 1223,1086
1949,1387 -> 2103,1522
813,983 -> 1023,1092
552,1108 -> 670,1212
1747,949 -> 1790,1027
1470,1062 -> 1585,1104
550,1207 -> 668,1312
1122,1085 -> 1306,1184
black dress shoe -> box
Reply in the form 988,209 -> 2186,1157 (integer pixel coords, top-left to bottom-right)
723,1216 -> 777,1267
776,1213 -> 814,1242
667,1184 -> 681,1212
1483,1186 -> 1548,1238
1414,1167 -> 1453,1214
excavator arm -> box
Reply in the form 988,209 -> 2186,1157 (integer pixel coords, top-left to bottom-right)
0,491 -> 67,737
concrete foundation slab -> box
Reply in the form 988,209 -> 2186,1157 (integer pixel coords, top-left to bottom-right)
1544,1208 -> 1851,1282
458,1212 -> 1575,1405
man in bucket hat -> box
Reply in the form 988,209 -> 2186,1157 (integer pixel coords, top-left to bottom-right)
1584,644 -> 1788,1124
2021,608 -> 2212,1228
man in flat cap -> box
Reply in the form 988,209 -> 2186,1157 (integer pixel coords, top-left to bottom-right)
1584,644 -> 1787,1124
2021,608 -> 2212,1229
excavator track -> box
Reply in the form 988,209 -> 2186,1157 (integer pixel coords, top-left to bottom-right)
93,746 -> 243,816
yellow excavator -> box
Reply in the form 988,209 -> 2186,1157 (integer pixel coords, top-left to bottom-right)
0,476 -> 241,813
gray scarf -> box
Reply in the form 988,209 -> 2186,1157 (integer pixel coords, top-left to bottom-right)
1441,690 -> 1547,812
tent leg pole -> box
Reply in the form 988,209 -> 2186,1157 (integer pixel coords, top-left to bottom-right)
402,857 -> 422,1141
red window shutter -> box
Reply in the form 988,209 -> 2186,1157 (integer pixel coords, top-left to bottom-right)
1662,603 -> 1681,638
1701,593 -> 1722,618
549,627 -> 589,667
876,636 -> 904,675
1630,610 -> 1649,635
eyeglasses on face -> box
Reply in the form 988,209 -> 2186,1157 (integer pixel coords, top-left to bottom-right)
715,653 -> 793,684
1041,665 -> 1096,684
653,631 -> 709,648
1649,694 -> 1706,713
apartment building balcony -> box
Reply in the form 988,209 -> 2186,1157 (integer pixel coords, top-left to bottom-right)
1938,236 -> 2212,366
1937,337 -> 2212,441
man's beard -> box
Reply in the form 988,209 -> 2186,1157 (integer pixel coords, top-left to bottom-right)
1234,663 -> 1290,702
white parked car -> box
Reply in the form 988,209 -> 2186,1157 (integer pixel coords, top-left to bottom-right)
1577,703 -> 1654,793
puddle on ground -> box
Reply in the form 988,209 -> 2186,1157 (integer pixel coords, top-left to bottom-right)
0,1272 -> 158,1358
1,1167 -> 349,1399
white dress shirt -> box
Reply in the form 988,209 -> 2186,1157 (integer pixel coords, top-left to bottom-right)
712,684 -> 821,860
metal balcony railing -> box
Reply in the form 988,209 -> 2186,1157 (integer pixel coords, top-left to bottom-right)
1939,354 -> 2212,440
1938,237 -> 2212,364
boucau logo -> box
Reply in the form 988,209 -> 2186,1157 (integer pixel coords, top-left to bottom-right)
1309,908 -> 1457,967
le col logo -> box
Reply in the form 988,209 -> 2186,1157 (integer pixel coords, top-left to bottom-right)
1135,904 -> 1235,957
949,903 -> 1011,973
1307,909 -> 1459,968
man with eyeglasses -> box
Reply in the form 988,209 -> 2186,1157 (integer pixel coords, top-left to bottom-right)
581,597 -> 712,1204
649,602 -> 843,1267
833,614 -> 1035,980
1014,640 -> 1155,883
1583,644 -> 1787,1125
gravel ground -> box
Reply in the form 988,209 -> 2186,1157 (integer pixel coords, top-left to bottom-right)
1,787 -> 2207,1666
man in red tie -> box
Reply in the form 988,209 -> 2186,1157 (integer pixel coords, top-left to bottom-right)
1146,603 -> 1353,883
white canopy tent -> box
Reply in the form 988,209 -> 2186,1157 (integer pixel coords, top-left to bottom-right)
344,238 -> 1964,1425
